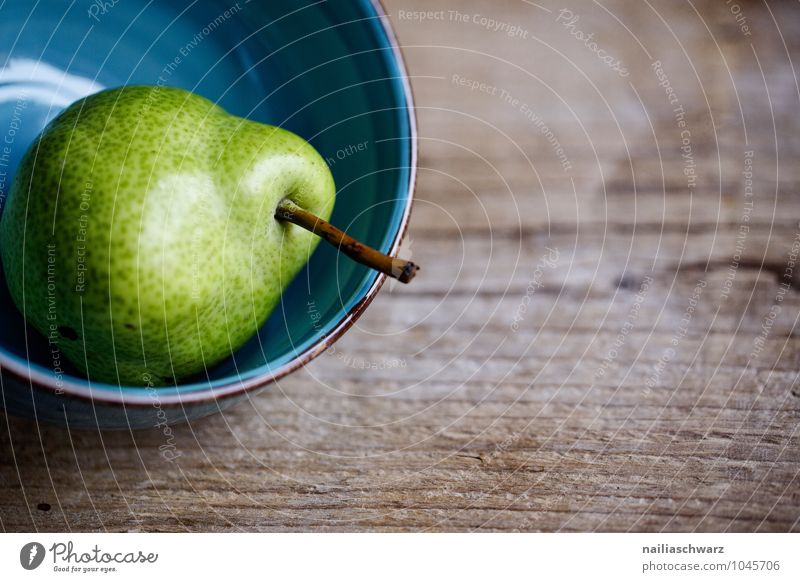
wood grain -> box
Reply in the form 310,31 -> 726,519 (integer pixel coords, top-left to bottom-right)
1,0 -> 799,532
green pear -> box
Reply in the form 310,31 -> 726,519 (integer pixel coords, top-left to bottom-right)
0,85 -> 338,386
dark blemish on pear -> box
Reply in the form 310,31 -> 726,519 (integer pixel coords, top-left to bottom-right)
58,326 -> 79,340
37,503 -> 51,511
124,323 -> 136,330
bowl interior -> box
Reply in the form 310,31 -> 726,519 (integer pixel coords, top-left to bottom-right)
0,0 -> 412,396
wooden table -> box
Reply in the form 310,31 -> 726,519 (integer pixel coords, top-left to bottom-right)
2,0 -> 799,532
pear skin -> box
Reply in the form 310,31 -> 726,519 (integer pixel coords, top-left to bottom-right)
0,86 -> 335,386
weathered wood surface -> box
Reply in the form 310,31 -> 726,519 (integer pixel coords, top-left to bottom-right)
2,0 -> 799,532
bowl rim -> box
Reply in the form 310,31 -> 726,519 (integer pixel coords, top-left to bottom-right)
0,0 -> 417,407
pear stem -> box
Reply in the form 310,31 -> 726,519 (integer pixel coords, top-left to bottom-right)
275,199 -> 419,284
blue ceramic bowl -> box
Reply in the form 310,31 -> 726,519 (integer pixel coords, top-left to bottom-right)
0,0 -> 416,428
